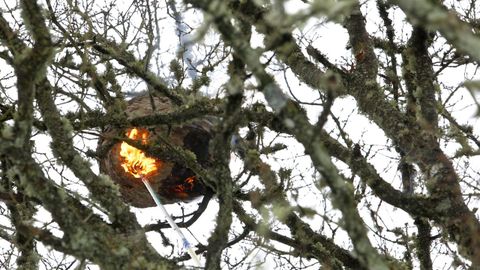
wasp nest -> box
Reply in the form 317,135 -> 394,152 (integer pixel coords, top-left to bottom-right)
99,94 -> 214,208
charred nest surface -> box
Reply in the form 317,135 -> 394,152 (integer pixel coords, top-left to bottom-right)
99,94 -> 214,208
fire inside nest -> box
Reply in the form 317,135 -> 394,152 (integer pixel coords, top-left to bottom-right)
118,127 -> 202,201
119,127 -> 202,265
119,128 -> 161,178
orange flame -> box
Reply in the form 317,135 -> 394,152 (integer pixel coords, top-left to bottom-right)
173,176 -> 197,199
119,128 -> 159,178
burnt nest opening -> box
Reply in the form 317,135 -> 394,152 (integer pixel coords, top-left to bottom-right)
98,94 -> 215,208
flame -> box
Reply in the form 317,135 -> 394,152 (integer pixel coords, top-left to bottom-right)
172,176 -> 196,199
119,128 -> 159,178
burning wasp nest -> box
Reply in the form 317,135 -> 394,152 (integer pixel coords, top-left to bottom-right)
98,94 -> 214,208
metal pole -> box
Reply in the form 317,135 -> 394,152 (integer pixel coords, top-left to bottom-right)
142,177 -> 201,267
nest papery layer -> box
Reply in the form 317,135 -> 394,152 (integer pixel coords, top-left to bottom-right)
99,94 -> 213,208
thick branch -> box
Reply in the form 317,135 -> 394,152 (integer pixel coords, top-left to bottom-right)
406,26 -> 438,130
415,218 -> 433,270
8,200 -> 38,270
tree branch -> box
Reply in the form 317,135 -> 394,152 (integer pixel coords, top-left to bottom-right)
390,0 -> 480,62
